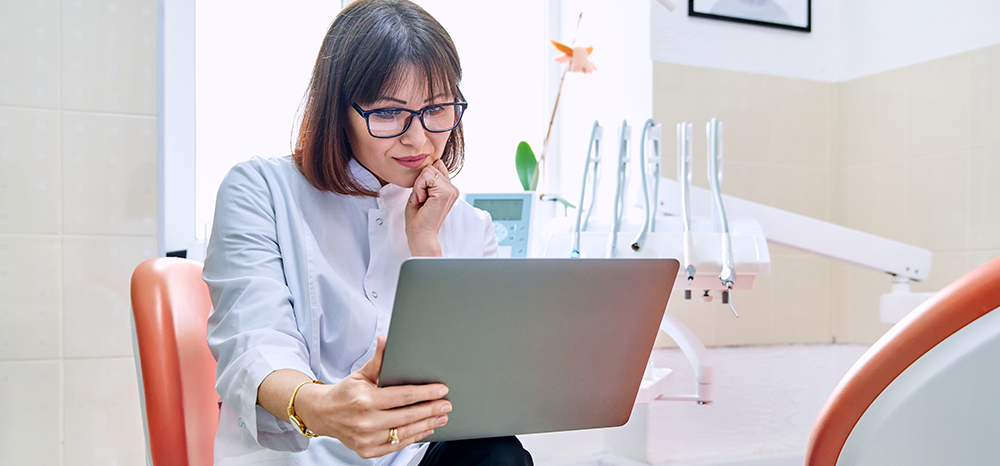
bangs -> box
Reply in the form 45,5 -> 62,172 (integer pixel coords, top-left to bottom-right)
345,6 -> 462,107
357,59 -> 459,107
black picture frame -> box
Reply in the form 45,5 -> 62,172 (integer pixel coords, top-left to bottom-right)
688,0 -> 811,33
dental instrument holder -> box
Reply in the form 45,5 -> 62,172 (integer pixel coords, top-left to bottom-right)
607,121 -> 632,258
678,122 -> 695,290
609,119 -> 714,405
539,119 -> 735,406
631,120 -> 662,252
706,119 -> 738,317
571,121 -> 603,258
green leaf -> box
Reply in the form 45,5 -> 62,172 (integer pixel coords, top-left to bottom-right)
515,141 -> 537,191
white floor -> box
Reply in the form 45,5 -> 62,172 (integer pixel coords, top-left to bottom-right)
520,344 -> 869,465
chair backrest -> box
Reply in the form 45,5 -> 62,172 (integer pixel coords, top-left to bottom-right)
131,257 -> 219,466
806,256 -> 1000,466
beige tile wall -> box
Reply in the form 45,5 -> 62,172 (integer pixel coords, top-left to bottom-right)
0,0 -> 157,464
832,43 -> 1000,344
652,42 -> 1000,348
653,62 -> 837,347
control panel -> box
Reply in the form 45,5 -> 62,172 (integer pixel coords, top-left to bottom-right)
465,193 -> 535,258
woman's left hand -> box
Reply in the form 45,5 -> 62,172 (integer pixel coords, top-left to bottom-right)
405,159 -> 459,256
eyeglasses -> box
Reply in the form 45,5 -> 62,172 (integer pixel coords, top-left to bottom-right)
352,101 -> 468,139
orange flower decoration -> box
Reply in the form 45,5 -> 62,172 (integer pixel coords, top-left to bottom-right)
551,40 -> 597,74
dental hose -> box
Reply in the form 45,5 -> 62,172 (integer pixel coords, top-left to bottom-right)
631,119 -> 660,251
571,121 -> 602,258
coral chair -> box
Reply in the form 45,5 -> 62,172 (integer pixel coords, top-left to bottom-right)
806,256 -> 1000,465
131,258 -> 218,466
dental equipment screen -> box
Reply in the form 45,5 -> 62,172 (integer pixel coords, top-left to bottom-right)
473,199 -> 523,221
465,192 -> 543,258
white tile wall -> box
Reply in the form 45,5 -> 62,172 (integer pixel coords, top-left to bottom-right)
64,358 -> 144,466
0,1 -> 60,108
1,0 -> 158,464
0,235 -> 61,360
61,0 -> 158,115
0,361 -> 63,466
62,112 -> 158,236
0,107 -> 62,234
63,236 -> 155,358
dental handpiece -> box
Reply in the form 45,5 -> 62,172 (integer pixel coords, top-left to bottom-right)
678,122 -> 695,282
706,118 -> 738,318
607,120 -> 631,259
631,119 -> 661,251
572,121 -> 603,258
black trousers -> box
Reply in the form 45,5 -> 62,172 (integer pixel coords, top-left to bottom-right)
417,436 -> 533,466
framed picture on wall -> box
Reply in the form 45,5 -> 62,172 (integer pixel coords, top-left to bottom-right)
688,0 -> 811,32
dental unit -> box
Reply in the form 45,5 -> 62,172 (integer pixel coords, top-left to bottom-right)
534,117 -> 773,405
470,113 -> 934,407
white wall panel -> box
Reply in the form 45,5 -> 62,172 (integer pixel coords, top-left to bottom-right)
0,0 -> 60,108
62,113 -> 158,236
0,361 -> 62,466
0,236 -> 61,360
61,0 -> 158,115
0,108 -> 61,234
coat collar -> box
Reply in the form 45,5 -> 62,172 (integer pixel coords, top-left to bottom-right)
349,158 -> 409,209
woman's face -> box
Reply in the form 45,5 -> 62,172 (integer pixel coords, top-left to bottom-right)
346,67 -> 456,188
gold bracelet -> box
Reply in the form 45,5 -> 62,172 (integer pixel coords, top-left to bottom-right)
287,380 -> 324,438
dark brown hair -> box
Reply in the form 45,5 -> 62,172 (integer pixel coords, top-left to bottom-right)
293,0 -> 465,196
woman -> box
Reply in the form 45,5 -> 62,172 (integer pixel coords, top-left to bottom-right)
203,1 -> 533,464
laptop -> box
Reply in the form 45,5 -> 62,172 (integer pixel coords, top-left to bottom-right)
378,258 -> 679,442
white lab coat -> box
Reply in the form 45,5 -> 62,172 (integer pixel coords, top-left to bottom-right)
203,156 -> 497,465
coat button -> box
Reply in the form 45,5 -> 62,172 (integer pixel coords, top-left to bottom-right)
375,218 -> 383,225
371,291 -> 378,298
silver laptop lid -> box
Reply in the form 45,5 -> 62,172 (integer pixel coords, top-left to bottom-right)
379,258 -> 679,442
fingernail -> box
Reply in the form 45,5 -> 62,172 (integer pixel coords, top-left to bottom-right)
440,403 -> 452,413
436,415 -> 448,426
439,386 -> 449,397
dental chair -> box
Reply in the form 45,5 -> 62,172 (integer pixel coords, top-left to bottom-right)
130,258 -> 218,466
805,256 -> 1000,465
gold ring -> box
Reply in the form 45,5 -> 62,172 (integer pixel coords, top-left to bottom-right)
388,427 -> 399,445
428,172 -> 439,188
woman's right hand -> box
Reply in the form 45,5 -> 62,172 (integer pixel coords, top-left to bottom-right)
294,336 -> 451,458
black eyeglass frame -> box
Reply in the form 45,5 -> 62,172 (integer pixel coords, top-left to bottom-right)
351,101 -> 468,139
